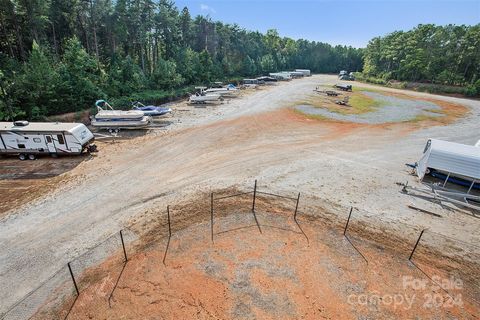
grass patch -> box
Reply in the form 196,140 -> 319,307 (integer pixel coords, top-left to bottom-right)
298,91 -> 382,115
348,92 -> 382,113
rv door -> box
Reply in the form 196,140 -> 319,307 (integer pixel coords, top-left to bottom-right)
44,135 -> 56,153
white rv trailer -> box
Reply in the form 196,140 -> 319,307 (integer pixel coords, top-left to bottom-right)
295,69 -> 311,76
0,121 -> 96,160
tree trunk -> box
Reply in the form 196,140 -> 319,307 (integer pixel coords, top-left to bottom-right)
77,13 -> 91,53
10,9 -> 26,59
51,22 -> 58,58
0,18 -> 14,57
90,0 -> 100,61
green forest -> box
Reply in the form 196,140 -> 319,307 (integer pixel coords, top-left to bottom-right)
0,0 -> 363,120
0,0 -> 479,121
361,24 -> 480,95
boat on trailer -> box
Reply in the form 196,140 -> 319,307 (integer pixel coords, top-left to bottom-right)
415,139 -> 480,192
204,86 -> 239,97
91,100 -> 152,130
189,87 -> 222,104
0,121 -> 96,160
132,101 -> 172,117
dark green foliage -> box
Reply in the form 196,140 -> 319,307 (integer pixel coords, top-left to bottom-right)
362,24 -> 480,93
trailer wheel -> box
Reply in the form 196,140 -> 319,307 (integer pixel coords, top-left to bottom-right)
18,153 -> 26,161
28,154 -> 36,160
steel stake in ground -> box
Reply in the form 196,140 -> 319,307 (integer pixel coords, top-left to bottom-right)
344,207 -> 353,235
67,262 -> 79,296
409,229 -> 426,260
210,192 -> 214,243
252,180 -> 257,212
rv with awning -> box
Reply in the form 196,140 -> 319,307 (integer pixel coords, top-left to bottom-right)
0,121 -> 96,160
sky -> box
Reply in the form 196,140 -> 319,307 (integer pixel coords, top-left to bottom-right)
175,0 -> 480,48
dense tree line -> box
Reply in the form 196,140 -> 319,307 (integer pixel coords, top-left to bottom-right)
0,0 -> 363,120
362,24 -> 480,95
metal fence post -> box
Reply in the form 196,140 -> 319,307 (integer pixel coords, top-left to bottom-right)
409,229 -> 426,260
252,180 -> 257,212
294,193 -> 300,219
67,262 -> 79,296
343,207 -> 353,235
210,192 -> 214,243
167,205 -> 172,237
120,230 -> 128,262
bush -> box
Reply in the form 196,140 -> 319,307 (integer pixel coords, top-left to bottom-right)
465,85 -> 477,97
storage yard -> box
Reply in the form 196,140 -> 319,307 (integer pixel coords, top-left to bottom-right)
1,74 -> 479,319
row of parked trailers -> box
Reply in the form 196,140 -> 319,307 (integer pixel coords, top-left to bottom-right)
269,69 -> 311,80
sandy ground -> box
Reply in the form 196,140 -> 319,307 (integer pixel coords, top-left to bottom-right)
1,74 -> 479,316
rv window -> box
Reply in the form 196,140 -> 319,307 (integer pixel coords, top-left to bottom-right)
46,136 -> 52,143
57,135 -> 65,144
18,144 -> 26,148
33,138 -> 41,143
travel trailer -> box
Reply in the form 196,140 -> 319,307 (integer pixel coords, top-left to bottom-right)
0,121 -> 96,160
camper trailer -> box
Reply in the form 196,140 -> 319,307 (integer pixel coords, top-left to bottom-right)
0,121 -> 96,160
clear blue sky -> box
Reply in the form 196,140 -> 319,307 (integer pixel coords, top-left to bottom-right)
175,0 -> 480,48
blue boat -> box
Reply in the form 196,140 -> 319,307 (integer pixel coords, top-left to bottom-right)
132,102 -> 172,117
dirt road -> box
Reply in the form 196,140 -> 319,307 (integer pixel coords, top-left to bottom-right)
1,74 -> 479,314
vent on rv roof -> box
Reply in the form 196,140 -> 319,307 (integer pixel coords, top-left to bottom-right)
14,120 -> 29,126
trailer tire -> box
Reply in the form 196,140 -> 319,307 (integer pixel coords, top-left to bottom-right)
18,154 -> 26,161
28,154 -> 36,160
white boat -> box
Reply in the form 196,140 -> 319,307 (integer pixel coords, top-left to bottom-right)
204,87 -> 239,97
188,89 -> 222,104
92,100 -> 152,129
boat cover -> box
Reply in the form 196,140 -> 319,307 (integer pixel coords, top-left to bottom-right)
417,139 -> 480,180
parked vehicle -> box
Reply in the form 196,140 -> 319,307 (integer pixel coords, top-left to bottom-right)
288,71 -> 304,78
295,69 -> 311,76
189,87 -> 222,104
0,121 -> 97,160
256,76 -> 278,82
415,139 -> 480,191
334,83 -> 353,91
204,86 -> 239,97
132,102 -> 172,117
269,72 -> 292,81
91,100 -> 152,130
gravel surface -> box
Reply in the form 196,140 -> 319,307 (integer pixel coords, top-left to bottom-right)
296,91 -> 443,123
1,75 -> 479,315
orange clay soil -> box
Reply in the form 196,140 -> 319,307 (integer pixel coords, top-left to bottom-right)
46,196 -> 479,320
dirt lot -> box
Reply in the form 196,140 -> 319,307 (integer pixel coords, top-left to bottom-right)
1,74 -> 479,317
40,196 -> 480,319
